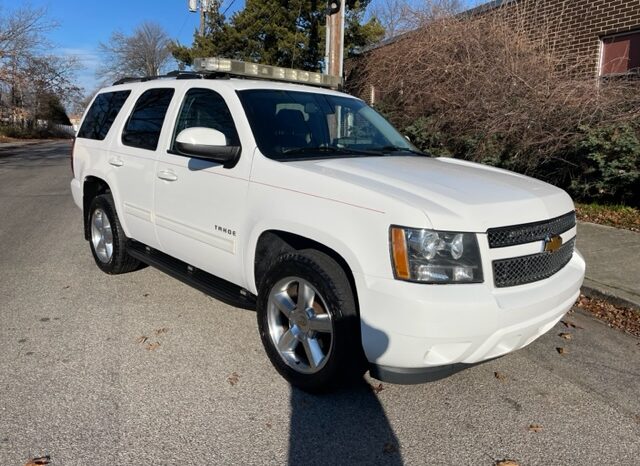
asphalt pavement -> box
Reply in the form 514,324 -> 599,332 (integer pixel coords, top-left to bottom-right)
0,140 -> 639,465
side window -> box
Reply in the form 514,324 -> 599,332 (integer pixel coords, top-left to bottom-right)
77,90 -> 131,140
122,88 -> 175,151
172,88 -> 240,150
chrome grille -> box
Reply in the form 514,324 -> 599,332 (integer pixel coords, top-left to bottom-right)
492,238 -> 575,288
487,211 -> 576,248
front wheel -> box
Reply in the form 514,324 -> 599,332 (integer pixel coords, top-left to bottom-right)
257,250 -> 364,392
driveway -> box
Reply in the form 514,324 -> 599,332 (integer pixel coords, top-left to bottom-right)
1,141 -> 638,465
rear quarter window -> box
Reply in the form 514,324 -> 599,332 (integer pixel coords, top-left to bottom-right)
77,90 -> 131,140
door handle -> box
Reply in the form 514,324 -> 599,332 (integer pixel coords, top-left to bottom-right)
157,169 -> 178,182
108,157 -> 124,167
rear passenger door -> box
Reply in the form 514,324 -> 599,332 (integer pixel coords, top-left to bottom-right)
111,87 -> 175,248
153,87 -> 250,285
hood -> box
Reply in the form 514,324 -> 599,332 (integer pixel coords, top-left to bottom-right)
288,156 -> 574,232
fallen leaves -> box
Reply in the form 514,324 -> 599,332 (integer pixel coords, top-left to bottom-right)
558,332 -> 573,340
575,203 -> 640,232
556,347 -> 568,355
494,371 -> 507,381
228,372 -> 240,386
496,460 -> 520,466
528,423 -> 543,432
561,320 -> 582,329
145,342 -> 160,351
371,383 -> 384,394
136,327 -> 169,351
25,456 -> 50,466
382,442 -> 398,454
576,294 -> 640,338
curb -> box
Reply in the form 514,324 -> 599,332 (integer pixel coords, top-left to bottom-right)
581,284 -> 640,312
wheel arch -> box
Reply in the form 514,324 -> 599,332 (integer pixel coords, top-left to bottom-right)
250,226 -> 362,311
83,176 -> 111,240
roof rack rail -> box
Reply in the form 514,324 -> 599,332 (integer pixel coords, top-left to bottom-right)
112,70 -> 232,86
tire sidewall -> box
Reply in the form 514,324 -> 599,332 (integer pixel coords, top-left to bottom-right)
257,251 -> 361,392
88,194 -> 124,274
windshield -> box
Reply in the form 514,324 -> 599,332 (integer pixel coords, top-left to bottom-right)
237,89 -> 421,160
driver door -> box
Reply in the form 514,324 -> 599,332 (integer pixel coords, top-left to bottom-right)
153,87 -> 249,285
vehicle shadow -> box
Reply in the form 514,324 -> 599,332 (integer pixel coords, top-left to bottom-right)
288,379 -> 404,465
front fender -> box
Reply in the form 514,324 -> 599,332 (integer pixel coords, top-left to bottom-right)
243,219 -> 365,295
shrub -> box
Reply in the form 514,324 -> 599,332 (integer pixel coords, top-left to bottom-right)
567,124 -> 640,206
0,124 -> 73,140
351,9 -> 640,205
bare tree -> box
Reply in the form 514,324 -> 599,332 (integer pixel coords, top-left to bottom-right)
371,0 -> 465,39
0,5 -> 81,128
97,22 -> 172,82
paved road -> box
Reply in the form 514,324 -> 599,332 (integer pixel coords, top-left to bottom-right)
1,141 -> 639,465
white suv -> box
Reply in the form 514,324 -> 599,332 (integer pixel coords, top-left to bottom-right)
70,59 -> 585,392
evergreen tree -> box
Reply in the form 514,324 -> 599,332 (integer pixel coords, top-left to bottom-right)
170,0 -> 384,72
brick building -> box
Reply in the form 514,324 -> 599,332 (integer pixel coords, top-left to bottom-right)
468,0 -> 640,79
348,0 -> 640,96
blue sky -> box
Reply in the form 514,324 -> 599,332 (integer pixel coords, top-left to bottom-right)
29,0 -> 243,93
17,0 -> 477,94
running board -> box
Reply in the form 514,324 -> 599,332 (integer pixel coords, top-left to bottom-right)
127,241 -> 256,310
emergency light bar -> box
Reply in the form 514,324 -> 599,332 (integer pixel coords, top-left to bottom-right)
192,57 -> 342,89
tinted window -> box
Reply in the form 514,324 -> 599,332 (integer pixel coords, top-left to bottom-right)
122,88 -> 175,151
172,88 -> 240,150
77,90 -> 131,140
238,89 -> 414,160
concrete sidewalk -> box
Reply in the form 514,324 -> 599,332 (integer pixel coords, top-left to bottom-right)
577,221 -> 640,309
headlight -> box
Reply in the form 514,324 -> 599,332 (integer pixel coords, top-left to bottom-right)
390,226 -> 483,283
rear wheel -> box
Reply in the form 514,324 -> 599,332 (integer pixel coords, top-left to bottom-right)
88,193 -> 140,274
257,250 -> 364,392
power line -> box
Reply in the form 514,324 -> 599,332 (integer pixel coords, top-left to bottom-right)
222,0 -> 238,17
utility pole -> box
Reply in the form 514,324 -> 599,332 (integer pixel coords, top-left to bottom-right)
325,1 -> 345,78
187,0 -> 212,36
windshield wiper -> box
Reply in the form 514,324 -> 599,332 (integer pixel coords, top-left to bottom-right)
373,145 -> 429,156
281,146 -> 382,156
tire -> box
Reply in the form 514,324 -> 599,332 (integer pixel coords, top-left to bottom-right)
257,249 -> 365,392
87,193 -> 140,274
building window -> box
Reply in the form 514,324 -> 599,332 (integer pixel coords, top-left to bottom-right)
600,31 -> 640,77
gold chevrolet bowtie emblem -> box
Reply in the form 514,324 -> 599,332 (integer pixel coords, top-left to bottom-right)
543,235 -> 563,253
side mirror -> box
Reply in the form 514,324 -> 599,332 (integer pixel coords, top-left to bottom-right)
174,127 -> 241,168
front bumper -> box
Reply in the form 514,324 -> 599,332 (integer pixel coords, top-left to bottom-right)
356,251 -> 585,382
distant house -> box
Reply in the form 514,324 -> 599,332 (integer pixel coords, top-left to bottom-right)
69,116 -> 83,133
347,0 -> 640,102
